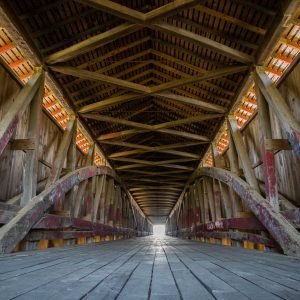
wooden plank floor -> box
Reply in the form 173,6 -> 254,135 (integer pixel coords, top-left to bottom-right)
0,236 -> 300,300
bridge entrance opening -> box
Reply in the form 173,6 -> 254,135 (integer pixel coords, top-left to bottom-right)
153,225 -> 165,236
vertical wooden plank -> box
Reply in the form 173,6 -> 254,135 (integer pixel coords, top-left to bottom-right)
195,179 -> 204,224
104,178 -> 114,225
255,80 -> 279,211
193,181 -> 201,226
227,124 -> 243,217
228,115 -> 260,192
213,181 -> 222,220
108,181 -> 116,227
46,116 -> 76,186
64,119 -> 77,213
20,72 -> 45,207
92,174 -> 105,222
204,177 -> 216,222
72,143 -> 95,217
219,181 -> 233,218
202,179 -> 210,223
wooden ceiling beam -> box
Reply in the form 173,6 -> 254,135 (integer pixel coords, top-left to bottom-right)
151,23 -> 254,64
116,163 -> 194,171
111,157 -> 198,166
152,114 -> 223,130
132,190 -> 180,196
144,0 -> 203,23
45,23 -> 140,64
155,92 -> 227,113
65,49 -> 151,88
84,113 -> 222,131
103,140 -> 203,150
76,0 -> 202,24
120,169 -> 191,177
129,186 -> 182,192
76,37 -> 151,70
108,146 -> 201,159
78,65 -> 244,114
51,65 -> 151,93
88,114 -> 211,141
150,65 -> 249,93
195,4 -> 267,35
74,0 -> 145,23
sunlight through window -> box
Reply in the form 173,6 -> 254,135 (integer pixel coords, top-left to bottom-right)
153,225 -> 165,236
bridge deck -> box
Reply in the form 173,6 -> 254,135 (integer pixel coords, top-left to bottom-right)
0,236 -> 300,300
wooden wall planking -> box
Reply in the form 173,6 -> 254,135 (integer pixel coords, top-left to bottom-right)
0,64 -> 85,202
240,62 -> 300,206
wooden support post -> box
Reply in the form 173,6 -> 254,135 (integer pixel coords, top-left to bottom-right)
92,174 -> 106,222
115,186 -> 122,227
46,116 -> 76,186
204,177 -> 216,222
20,72 -> 45,207
202,179 -> 210,223
98,175 -> 107,224
227,124 -> 243,216
64,120 -> 77,213
193,181 -> 201,226
255,79 -> 279,212
255,66 -> 300,158
228,115 -> 260,193
219,181 -> 233,218
73,143 -> 95,218
108,182 -> 116,227
211,144 -> 222,220
105,178 -> 114,225
84,177 -> 95,219
195,179 -> 204,224
0,67 -> 44,156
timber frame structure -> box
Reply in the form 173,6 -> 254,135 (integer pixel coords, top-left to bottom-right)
0,0 -> 300,258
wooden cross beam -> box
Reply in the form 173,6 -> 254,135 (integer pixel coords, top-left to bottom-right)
84,113 -> 219,142
53,64 -> 248,97
116,163 -> 194,171
71,0 -> 254,64
45,23 -> 140,63
78,91 -> 226,114
111,157 -> 198,166
83,113 -> 222,131
75,0 -> 204,24
107,142 -> 203,159
50,65 -> 150,93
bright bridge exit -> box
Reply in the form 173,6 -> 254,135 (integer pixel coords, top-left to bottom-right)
153,225 -> 166,236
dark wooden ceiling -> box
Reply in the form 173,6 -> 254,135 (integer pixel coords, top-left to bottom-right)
3,0 -> 286,223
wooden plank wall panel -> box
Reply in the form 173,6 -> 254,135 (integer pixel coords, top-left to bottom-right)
0,64 -> 85,202
240,62 -> 300,206
274,61 -> 300,204
0,64 -> 25,201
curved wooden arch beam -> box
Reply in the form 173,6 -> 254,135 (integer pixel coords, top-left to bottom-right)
194,167 -> 300,257
0,166 -> 115,253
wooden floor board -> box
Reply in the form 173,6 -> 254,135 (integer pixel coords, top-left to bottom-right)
0,236 -> 300,300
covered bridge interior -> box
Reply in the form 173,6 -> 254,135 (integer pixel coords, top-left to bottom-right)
1,0 -> 300,299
